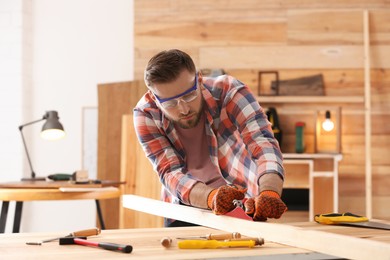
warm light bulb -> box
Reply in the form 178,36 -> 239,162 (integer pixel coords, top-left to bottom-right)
322,110 -> 334,131
40,129 -> 66,140
322,119 -> 334,131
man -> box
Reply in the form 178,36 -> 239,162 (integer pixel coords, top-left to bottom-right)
134,49 -> 287,227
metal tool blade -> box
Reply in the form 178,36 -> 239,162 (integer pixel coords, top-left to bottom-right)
339,221 -> 390,230
26,228 -> 100,245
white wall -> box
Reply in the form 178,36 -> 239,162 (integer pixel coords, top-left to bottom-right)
0,0 -> 133,233
0,0 -> 31,233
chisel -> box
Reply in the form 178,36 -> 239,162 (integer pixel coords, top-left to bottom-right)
176,232 -> 241,240
178,239 -> 256,249
26,227 -> 100,245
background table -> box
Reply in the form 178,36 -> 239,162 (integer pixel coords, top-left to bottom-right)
0,181 -> 121,233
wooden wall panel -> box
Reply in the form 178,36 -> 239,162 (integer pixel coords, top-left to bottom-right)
228,69 -> 366,96
286,9 -> 390,45
287,10 -> 364,45
136,22 -> 286,47
199,46 -> 390,69
173,1 -> 389,10
130,0 -> 390,221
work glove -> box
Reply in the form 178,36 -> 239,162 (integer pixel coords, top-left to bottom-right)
207,185 -> 247,215
244,190 -> 287,221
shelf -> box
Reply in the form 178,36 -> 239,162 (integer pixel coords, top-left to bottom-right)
256,96 -> 364,104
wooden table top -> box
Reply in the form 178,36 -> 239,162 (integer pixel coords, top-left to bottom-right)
0,181 -> 121,201
1,223 -> 389,259
0,226 -> 314,260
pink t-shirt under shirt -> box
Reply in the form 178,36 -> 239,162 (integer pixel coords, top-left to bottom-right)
174,114 -> 226,189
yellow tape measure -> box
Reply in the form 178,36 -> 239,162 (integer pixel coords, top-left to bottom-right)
314,212 -> 369,224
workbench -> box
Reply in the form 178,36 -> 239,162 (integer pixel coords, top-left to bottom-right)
0,224 -> 388,260
122,195 -> 390,260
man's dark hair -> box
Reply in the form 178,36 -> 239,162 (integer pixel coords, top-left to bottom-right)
144,49 -> 196,88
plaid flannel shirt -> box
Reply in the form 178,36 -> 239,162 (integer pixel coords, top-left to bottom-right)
133,75 -> 284,212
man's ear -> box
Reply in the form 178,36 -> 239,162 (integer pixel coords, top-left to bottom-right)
149,92 -> 162,109
198,70 -> 203,83
148,89 -> 158,103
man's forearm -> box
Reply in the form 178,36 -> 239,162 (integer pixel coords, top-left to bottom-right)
188,182 -> 214,209
258,173 -> 284,196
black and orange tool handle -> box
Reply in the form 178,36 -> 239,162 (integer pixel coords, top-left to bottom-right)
70,228 -> 100,237
73,238 -> 132,253
206,232 -> 241,240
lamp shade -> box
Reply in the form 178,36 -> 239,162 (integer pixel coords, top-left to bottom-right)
40,111 -> 66,140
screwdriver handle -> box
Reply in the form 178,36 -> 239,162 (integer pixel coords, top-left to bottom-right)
206,232 -> 241,240
226,237 -> 264,246
70,228 -> 101,237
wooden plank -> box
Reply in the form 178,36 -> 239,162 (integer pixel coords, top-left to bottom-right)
364,10 -> 372,219
135,8 -> 286,23
229,69 -> 369,97
174,1 -> 390,10
340,174 -> 390,197
120,114 -> 163,228
97,81 -> 146,229
257,95 -> 364,103
136,22 -> 286,47
370,10 -> 390,44
199,46 -> 390,69
122,194 -> 390,260
287,10 -> 364,45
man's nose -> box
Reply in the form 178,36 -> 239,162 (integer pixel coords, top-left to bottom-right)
177,99 -> 190,114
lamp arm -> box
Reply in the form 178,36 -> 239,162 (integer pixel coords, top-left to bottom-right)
18,117 -> 45,130
18,117 -> 45,179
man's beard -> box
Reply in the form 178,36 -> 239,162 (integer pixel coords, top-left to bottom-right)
173,99 -> 203,129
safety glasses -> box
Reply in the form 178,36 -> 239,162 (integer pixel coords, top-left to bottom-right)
154,74 -> 199,109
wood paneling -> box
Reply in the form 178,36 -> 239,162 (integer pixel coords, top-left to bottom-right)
128,0 -> 390,221
199,46 -> 390,69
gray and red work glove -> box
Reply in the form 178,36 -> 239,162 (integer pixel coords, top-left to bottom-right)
244,190 -> 287,221
207,185 -> 246,215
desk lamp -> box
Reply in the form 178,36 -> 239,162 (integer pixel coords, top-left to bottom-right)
19,111 -> 66,181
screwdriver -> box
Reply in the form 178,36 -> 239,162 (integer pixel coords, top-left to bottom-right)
26,227 -> 101,245
178,239 -> 256,249
176,232 -> 241,240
